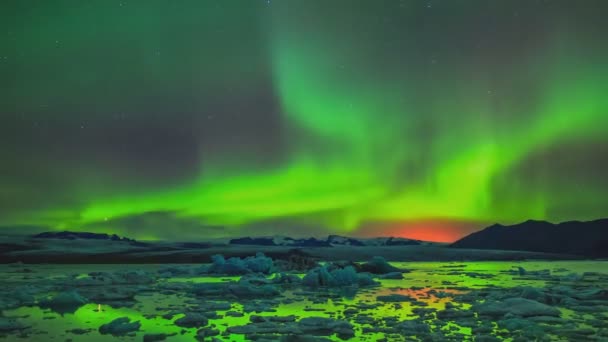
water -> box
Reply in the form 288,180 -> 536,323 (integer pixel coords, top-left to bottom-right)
1,261 -> 607,341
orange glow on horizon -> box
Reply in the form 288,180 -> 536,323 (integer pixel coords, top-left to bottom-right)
357,219 -> 486,243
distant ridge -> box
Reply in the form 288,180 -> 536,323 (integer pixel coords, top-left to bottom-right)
229,236 -> 331,247
228,235 -> 422,247
0,229 -> 580,263
451,219 -> 608,257
33,231 -> 147,246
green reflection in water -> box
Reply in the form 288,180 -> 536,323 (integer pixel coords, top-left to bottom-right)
2,260 -> 607,341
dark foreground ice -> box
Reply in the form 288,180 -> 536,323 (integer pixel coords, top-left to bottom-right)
1,256 -> 607,341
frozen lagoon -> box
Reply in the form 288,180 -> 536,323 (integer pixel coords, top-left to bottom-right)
1,260 -> 607,341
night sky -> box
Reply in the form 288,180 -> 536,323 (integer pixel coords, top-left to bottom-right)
2,0 -> 607,242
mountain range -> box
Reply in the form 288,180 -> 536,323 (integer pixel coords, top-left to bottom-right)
450,219 -> 608,257
229,235 -> 424,247
1,219 -> 605,263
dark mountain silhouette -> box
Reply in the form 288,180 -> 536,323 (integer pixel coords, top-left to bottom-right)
229,237 -> 279,246
229,235 -> 422,247
229,236 -> 331,247
0,229 -> 581,263
384,237 -> 421,246
451,219 -> 608,257
326,235 -> 365,246
33,231 -> 147,246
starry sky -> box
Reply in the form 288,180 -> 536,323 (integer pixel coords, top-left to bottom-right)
1,0 -> 607,242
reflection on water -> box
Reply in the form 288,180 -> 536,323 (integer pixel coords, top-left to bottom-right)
1,260 -> 607,341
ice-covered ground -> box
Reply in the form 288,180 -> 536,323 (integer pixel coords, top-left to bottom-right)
1,258 -> 607,341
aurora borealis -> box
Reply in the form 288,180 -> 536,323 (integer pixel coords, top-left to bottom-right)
1,0 -> 607,242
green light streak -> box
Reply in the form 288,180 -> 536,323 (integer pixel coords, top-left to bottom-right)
2,2 -> 606,239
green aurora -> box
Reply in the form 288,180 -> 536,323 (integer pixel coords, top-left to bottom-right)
1,1 -> 607,241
